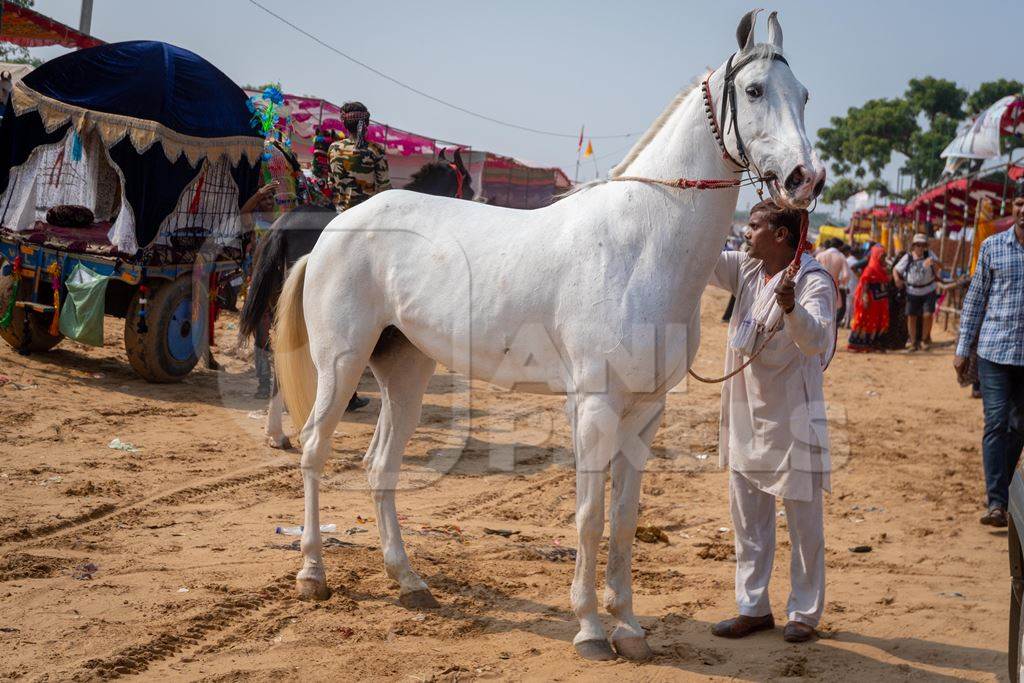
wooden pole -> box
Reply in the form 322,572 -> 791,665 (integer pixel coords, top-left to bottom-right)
79,0 -> 94,34
573,125 -> 584,184
937,184 -> 949,271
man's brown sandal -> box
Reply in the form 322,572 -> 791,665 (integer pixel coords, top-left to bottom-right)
783,620 -> 816,642
711,614 -> 775,639
981,507 -> 1008,527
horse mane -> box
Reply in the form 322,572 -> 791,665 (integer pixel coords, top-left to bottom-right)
404,162 -> 452,191
608,79 -> 701,179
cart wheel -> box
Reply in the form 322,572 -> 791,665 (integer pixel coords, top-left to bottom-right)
124,277 -> 202,382
0,273 -> 64,352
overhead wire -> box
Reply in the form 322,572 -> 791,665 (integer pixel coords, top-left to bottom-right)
247,0 -> 642,141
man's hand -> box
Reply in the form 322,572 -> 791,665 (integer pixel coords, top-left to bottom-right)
953,355 -> 970,385
775,277 -> 796,314
241,181 -> 278,214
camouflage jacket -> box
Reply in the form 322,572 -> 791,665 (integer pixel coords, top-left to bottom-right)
327,139 -> 391,211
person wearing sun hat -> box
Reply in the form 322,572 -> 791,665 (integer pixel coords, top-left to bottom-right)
893,232 -> 941,351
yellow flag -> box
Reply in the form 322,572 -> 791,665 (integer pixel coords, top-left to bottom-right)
584,140 -> 593,157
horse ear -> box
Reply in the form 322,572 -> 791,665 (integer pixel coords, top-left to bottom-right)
735,8 -> 762,51
438,147 -> 448,161
453,148 -> 467,173
767,11 -> 783,51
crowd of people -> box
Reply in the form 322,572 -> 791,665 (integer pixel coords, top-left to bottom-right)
804,235 -> 943,354
244,101 -> 390,409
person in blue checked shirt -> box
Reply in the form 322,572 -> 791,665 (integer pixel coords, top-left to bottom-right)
955,193 -> 1024,528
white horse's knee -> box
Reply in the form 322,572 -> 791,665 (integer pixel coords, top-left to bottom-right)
576,502 -> 604,537
367,465 -> 399,494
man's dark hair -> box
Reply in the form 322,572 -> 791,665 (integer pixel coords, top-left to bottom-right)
750,199 -> 807,250
340,101 -> 370,149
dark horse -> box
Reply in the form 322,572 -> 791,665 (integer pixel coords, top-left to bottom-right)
239,151 -> 474,447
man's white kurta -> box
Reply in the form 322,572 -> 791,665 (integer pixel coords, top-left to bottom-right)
710,251 -> 836,502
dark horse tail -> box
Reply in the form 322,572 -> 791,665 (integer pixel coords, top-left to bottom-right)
238,225 -> 287,345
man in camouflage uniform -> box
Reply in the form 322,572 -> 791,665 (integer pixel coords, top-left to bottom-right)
328,102 -> 391,211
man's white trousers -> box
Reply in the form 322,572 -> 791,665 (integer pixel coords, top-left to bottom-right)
729,470 -> 825,626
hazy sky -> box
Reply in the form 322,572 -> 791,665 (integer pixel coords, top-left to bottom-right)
26,0 -> 1024,210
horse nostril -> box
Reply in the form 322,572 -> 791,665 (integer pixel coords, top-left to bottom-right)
784,166 -> 807,193
813,176 -> 825,198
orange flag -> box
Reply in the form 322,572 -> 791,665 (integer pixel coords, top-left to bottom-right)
583,140 -> 594,158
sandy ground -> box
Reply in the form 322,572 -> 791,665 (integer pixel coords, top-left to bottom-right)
0,286 -> 1002,682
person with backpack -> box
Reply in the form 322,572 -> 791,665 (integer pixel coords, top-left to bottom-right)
893,233 -> 941,351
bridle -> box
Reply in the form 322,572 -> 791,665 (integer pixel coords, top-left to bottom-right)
611,49 -> 791,199
447,162 -> 466,199
703,50 -> 789,174
612,49 -> 821,385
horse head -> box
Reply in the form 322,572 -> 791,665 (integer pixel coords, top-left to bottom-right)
710,9 -> 825,209
405,149 -> 475,201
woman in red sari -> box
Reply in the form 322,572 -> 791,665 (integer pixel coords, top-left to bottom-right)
848,245 -> 891,352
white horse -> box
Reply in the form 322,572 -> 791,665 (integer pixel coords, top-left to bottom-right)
274,10 -> 824,661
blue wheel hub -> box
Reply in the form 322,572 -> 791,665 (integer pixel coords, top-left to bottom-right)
167,296 -> 195,361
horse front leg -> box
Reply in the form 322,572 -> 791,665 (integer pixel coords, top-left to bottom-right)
605,399 -> 664,661
569,394 -> 622,661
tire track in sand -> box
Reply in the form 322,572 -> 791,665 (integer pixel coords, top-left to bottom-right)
0,456 -> 297,552
52,572 -> 297,681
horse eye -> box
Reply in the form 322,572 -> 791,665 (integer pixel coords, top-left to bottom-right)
745,84 -> 763,99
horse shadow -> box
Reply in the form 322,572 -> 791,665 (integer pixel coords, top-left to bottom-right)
417,435 -> 573,478
325,554 -> 1003,680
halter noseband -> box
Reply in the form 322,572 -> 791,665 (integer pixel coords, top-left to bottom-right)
702,51 -> 790,170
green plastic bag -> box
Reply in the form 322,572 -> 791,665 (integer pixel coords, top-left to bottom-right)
58,264 -> 111,347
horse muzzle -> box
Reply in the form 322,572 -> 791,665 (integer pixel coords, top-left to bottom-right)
771,164 -> 826,209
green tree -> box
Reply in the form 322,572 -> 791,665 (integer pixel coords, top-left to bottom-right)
966,79 -> 1024,116
843,98 -> 919,177
0,0 -> 42,66
815,118 -> 852,177
821,177 -> 861,219
905,77 -> 966,125
864,178 -> 890,201
904,113 -> 959,189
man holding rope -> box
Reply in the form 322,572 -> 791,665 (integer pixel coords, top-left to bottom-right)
707,200 -> 837,643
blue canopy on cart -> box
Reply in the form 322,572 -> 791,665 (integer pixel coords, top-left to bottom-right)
0,41 -> 263,254
22,41 -> 258,141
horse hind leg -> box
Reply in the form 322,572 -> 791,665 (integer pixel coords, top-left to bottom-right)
365,328 -> 438,607
266,374 -> 291,449
296,351 -> 371,600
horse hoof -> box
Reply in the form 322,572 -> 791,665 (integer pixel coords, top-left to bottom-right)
295,578 -> 331,601
574,639 -> 617,661
612,635 -> 653,661
267,435 -> 291,450
399,589 -> 439,609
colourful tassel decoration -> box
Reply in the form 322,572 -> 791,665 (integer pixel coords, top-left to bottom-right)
0,255 -> 21,330
188,171 -> 206,215
46,261 -> 60,336
50,148 -> 65,187
71,131 -> 83,162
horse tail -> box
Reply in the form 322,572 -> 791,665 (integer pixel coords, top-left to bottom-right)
273,254 -> 316,435
238,228 -> 287,344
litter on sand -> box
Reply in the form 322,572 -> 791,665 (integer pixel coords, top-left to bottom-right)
72,562 -> 99,580
483,528 -> 519,538
108,437 -> 140,452
635,525 -> 670,543
275,524 -> 337,535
